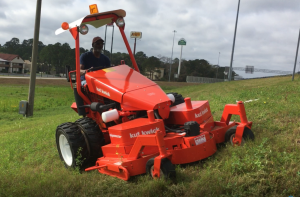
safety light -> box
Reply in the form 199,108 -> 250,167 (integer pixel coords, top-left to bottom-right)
116,17 -> 125,27
89,4 -> 99,14
61,22 -> 69,30
79,24 -> 89,35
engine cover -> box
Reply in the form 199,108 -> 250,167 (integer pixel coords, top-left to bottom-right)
165,100 -> 213,125
108,118 -> 166,146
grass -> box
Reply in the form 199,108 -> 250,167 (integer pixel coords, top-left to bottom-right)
0,76 -> 300,196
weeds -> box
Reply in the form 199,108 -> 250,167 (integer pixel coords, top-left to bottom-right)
74,147 -> 85,174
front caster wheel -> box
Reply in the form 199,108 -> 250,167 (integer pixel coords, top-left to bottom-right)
224,125 -> 255,146
146,158 -> 176,179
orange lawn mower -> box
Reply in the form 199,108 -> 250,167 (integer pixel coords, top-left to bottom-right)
55,5 -> 254,181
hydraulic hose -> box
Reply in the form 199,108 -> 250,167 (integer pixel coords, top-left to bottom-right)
153,110 -> 184,133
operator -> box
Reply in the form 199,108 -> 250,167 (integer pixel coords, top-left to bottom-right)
80,36 -> 111,85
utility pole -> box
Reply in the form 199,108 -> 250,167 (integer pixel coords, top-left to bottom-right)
104,25 -> 107,52
229,0 -> 240,81
110,25 -> 114,64
292,28 -> 300,81
216,52 -> 220,78
26,0 -> 42,117
169,30 -> 176,82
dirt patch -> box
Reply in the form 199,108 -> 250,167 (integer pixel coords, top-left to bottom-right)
0,77 -> 201,88
296,139 -> 300,146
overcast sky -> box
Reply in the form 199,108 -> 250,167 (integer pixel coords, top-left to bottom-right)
1,0 -> 300,78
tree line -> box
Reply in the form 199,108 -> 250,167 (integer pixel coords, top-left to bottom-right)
0,37 -> 235,81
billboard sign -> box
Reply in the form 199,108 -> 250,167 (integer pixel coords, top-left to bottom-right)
130,31 -> 142,39
245,65 -> 254,74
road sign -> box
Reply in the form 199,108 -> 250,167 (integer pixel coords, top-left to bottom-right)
178,38 -> 186,45
245,65 -> 254,74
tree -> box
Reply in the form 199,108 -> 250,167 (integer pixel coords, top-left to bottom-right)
2,38 -> 20,54
1,37 -> 225,79
135,51 -> 147,74
144,56 -> 161,80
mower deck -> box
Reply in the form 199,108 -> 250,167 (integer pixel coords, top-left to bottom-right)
86,130 -> 217,180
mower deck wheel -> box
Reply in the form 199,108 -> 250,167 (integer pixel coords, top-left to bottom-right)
225,125 -> 255,146
75,117 -> 105,164
146,158 -> 176,179
56,122 -> 88,169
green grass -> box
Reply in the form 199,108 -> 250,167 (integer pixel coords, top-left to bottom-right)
0,76 -> 300,197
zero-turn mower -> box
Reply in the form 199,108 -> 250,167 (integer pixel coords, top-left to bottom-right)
55,5 -> 254,180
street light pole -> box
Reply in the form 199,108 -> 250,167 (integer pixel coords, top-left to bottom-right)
216,52 -> 220,78
169,30 -> 176,82
229,0 -> 241,81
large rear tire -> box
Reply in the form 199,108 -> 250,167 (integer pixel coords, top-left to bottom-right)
224,125 -> 255,146
75,117 -> 105,164
167,92 -> 185,106
56,122 -> 88,169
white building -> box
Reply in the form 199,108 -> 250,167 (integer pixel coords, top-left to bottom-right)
0,53 -> 26,73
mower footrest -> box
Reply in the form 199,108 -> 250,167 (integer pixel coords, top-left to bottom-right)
100,165 -> 130,181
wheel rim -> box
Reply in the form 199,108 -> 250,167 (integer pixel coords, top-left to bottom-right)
230,134 -> 245,146
59,134 -> 73,166
150,166 -> 164,179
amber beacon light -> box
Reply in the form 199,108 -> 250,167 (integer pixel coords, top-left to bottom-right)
89,4 -> 99,14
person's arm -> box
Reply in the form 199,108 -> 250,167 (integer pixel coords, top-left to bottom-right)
80,64 -> 89,75
80,52 -> 92,75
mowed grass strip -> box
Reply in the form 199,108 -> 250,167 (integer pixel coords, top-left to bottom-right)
0,76 -> 300,197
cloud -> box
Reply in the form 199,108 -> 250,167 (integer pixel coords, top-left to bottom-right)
1,0 -> 299,77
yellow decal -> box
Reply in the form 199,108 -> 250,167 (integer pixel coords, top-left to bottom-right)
103,68 -> 115,73
116,144 -> 119,155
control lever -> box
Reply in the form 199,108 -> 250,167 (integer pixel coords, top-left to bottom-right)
79,102 -> 116,112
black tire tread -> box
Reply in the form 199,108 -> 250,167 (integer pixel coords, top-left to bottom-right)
56,122 -> 88,169
75,117 -> 105,163
167,92 -> 185,106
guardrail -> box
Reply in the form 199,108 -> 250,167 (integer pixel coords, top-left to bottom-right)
186,76 -> 224,83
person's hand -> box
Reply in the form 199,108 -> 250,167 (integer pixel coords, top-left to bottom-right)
86,67 -> 94,73
87,67 -> 103,72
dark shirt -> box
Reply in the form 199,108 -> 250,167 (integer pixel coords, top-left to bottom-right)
80,51 -> 111,80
